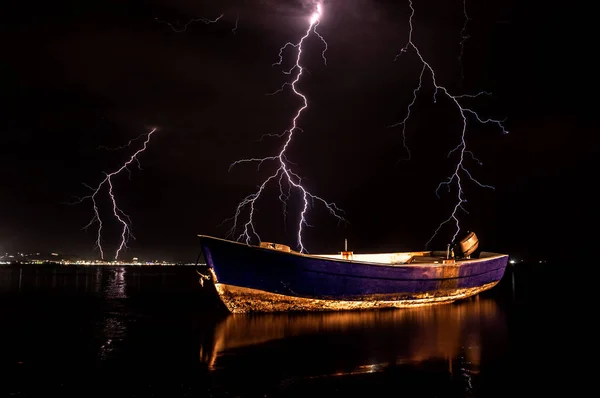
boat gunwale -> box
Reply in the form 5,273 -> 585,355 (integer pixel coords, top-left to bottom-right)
197,234 -> 508,268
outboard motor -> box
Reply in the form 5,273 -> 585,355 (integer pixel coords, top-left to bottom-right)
455,231 -> 479,259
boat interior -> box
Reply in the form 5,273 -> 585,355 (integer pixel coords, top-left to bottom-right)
314,251 -> 435,265
259,231 -> 482,266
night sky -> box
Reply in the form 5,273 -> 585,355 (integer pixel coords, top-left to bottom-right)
2,0 -> 594,262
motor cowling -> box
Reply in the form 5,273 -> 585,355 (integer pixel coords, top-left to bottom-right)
456,231 -> 479,258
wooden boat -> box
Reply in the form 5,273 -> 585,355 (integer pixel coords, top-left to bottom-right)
196,232 -> 508,313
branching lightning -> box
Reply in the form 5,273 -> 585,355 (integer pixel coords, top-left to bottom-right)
72,128 -> 157,260
155,11 -> 240,35
97,131 -> 148,152
458,0 -> 471,85
154,14 -> 224,32
225,3 -> 345,253
390,0 -> 507,248
232,12 -> 239,34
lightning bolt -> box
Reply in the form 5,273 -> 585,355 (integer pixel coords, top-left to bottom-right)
71,128 -> 157,260
232,12 -> 239,34
225,3 -> 345,253
154,14 -> 224,32
458,0 -> 471,85
96,131 -> 148,151
155,11 -> 240,35
390,0 -> 508,248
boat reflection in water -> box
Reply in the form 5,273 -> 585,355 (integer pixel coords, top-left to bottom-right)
200,296 -> 506,388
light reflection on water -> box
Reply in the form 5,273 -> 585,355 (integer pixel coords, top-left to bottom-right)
200,296 -> 506,389
99,267 -> 128,361
104,267 -> 127,299
0,266 -> 133,362
1,264 -> 573,396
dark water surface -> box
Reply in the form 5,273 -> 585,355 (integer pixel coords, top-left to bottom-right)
0,263 -> 577,397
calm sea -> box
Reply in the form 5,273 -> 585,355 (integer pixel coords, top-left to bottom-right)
0,262 -> 579,397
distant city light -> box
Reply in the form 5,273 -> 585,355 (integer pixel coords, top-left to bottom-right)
0,252 -> 192,266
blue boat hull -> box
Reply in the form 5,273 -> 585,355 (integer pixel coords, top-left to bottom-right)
198,235 -> 509,313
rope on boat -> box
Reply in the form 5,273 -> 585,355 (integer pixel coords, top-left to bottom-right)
196,268 -> 211,287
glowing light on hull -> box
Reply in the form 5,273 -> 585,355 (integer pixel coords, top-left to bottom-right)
214,282 -> 500,314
